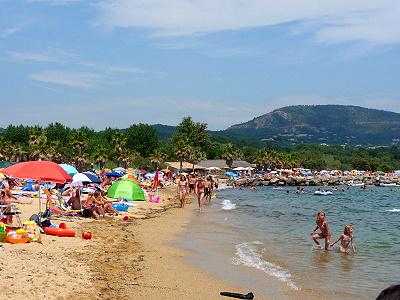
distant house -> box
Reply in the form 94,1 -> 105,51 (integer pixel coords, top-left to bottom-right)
165,160 -> 254,172
165,162 -> 204,172
198,160 -> 254,169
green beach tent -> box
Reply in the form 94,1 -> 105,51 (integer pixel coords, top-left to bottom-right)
107,178 -> 146,201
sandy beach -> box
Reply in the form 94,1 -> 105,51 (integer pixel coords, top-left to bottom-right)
1,186 -> 255,300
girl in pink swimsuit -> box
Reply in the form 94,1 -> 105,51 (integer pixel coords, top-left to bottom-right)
310,211 -> 331,250
331,224 -> 356,253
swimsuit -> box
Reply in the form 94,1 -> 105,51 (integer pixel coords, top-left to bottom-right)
197,181 -> 205,194
340,234 -> 353,248
179,182 -> 187,193
317,220 -> 330,238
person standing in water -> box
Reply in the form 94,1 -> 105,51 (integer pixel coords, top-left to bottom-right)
204,176 -> 213,204
195,177 -> 205,212
310,211 -> 331,250
178,175 -> 188,208
330,224 -> 356,253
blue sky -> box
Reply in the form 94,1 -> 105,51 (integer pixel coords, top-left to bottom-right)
1,0 -> 400,130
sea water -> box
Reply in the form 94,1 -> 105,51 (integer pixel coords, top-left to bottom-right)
176,186 -> 400,299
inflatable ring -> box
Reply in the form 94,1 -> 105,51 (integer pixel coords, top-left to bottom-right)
5,235 -> 30,244
44,227 -> 75,237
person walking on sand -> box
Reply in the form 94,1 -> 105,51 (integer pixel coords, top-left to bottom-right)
178,175 -> 188,208
310,211 -> 331,250
188,175 -> 196,194
195,177 -> 206,212
330,224 -> 356,253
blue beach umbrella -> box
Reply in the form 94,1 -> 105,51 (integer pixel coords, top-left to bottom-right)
105,171 -> 122,177
73,172 -> 102,184
225,171 -> 239,178
59,163 -> 79,176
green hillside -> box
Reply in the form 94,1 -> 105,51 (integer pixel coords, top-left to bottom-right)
222,105 -> 400,145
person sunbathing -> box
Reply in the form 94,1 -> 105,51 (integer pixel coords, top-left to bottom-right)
93,191 -> 118,216
3,179 -> 17,201
67,189 -> 82,211
82,192 -> 101,219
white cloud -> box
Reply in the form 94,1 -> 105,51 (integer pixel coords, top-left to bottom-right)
94,0 -> 400,45
7,52 -> 60,63
30,70 -> 100,88
6,49 -> 75,63
0,27 -> 21,38
26,0 -> 83,5
107,65 -> 167,76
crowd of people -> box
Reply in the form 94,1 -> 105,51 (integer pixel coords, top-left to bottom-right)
177,174 -> 219,211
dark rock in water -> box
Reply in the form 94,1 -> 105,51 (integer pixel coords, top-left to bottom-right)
270,177 -> 279,184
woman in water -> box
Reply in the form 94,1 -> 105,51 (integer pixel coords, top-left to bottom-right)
178,175 -> 188,208
330,224 -> 356,253
310,211 -> 331,250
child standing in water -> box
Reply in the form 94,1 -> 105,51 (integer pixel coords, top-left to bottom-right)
330,224 -> 356,253
310,211 -> 331,250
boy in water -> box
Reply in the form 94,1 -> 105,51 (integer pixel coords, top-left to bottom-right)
310,211 -> 331,250
330,224 -> 356,253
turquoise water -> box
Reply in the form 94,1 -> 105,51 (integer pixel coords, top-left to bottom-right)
178,186 -> 400,299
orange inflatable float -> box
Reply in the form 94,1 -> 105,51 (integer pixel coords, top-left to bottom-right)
5,235 -> 30,244
44,227 -> 75,237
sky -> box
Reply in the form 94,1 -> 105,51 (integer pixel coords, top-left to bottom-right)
1,0 -> 400,130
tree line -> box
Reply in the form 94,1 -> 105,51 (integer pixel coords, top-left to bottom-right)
0,117 -> 399,172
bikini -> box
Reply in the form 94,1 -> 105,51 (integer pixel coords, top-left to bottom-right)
197,181 -> 205,194
179,181 -> 187,193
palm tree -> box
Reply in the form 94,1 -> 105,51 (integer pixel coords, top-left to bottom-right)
112,131 -> 127,166
264,149 -> 280,170
29,126 -> 44,146
92,145 -> 109,170
11,143 -> 26,162
120,149 -> 140,169
70,130 -> 88,171
29,133 -> 48,160
173,138 -> 192,171
254,148 -> 267,170
74,149 -> 88,171
70,130 -> 88,153
286,153 -> 301,169
188,147 -> 206,173
149,148 -> 167,169
222,143 -> 243,169
0,138 -> 13,161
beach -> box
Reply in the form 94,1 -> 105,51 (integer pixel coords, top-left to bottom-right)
1,186 -> 251,300
3,182 -> 397,300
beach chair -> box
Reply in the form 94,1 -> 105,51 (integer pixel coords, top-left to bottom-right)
43,189 -> 81,220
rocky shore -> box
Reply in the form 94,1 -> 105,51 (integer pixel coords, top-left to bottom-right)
234,175 -> 400,187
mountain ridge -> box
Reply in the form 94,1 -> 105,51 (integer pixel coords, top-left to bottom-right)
222,105 -> 400,145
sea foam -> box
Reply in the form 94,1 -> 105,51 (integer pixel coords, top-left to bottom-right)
386,208 -> 400,212
232,241 -> 299,290
221,200 -> 237,210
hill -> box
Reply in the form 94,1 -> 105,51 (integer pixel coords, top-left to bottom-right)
222,105 -> 400,145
